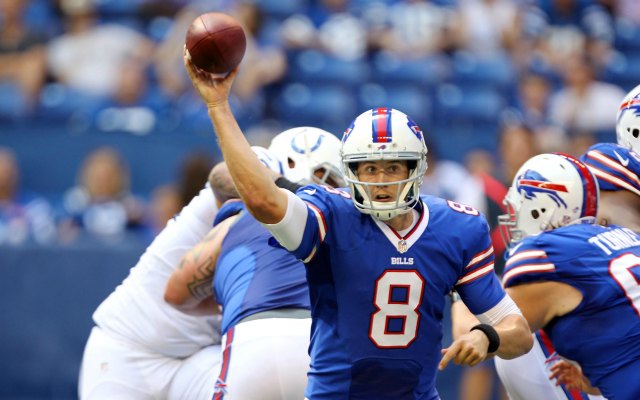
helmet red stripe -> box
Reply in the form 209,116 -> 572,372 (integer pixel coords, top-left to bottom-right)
372,108 -> 392,143
619,97 -> 640,111
556,153 -> 598,218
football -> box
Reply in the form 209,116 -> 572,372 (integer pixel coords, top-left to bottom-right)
185,12 -> 247,74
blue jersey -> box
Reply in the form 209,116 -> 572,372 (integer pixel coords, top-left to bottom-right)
292,185 -> 505,400
213,206 -> 310,335
503,224 -> 640,400
580,143 -> 640,195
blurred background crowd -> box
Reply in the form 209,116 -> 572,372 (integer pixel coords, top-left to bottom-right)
2,0 -> 639,246
2,0 -> 639,398
3,0 -> 640,247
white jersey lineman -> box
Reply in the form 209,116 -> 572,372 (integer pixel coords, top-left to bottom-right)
79,185 -> 222,399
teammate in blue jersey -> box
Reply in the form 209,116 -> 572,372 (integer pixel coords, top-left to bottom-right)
498,152 -> 640,400
165,134 -> 345,400
580,83 -> 640,232
183,56 -> 533,399
494,84 -> 640,400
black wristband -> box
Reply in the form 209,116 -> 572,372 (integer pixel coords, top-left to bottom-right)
449,290 -> 461,303
275,177 -> 303,193
470,323 -> 500,353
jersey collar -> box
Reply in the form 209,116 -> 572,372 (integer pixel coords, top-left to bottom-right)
373,200 -> 430,253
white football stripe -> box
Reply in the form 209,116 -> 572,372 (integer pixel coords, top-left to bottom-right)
466,246 -> 494,269
307,203 -> 327,242
505,250 -> 548,267
456,263 -> 494,285
591,167 -> 640,197
502,263 -> 556,285
588,151 -> 640,186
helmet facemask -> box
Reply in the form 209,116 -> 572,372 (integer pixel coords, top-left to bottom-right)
345,158 -> 425,221
498,185 -> 564,246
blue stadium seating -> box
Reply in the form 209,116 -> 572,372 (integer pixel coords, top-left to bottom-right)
253,0 -> 308,19
274,82 -> 357,134
372,52 -> 450,87
288,50 -> 371,87
434,83 -> 505,124
450,51 -> 515,91
358,83 -> 432,122
0,82 -> 28,120
2,127 -> 219,199
601,51 -> 640,92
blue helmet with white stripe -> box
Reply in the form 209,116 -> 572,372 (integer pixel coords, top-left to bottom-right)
340,108 -> 428,221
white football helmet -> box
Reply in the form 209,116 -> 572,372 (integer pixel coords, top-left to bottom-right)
617,83 -> 640,153
341,108 -> 428,221
498,153 -> 599,246
268,126 -> 345,187
251,146 -> 284,175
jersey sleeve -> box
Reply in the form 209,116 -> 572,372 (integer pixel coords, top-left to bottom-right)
289,184 -> 351,262
213,199 -> 244,226
502,238 -> 557,288
453,213 -> 506,314
580,143 -> 640,195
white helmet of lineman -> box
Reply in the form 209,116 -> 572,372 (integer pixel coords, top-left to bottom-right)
340,108 -> 428,221
616,83 -> 640,153
251,146 -> 284,175
498,153 -> 599,246
268,126 -> 345,187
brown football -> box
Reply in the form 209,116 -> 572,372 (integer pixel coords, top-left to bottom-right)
185,12 -> 246,74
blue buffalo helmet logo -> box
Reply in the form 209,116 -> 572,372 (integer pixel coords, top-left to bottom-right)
342,121 -> 355,143
516,170 -> 568,208
406,117 -> 423,140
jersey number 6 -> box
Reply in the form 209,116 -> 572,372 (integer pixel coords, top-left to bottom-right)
369,270 -> 425,348
610,253 -> 640,317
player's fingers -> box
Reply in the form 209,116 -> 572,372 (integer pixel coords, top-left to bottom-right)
439,343 -> 460,371
224,66 -> 240,84
438,347 -> 453,370
456,346 -> 482,367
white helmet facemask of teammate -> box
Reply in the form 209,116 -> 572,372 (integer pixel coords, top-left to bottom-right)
340,108 -> 428,221
498,153 -> 599,247
617,83 -> 640,154
268,127 -> 345,188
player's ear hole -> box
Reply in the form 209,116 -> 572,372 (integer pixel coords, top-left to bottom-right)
288,158 -> 295,168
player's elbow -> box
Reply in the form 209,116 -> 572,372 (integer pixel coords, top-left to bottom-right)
163,284 -> 186,307
242,188 -> 287,224
498,315 -> 534,359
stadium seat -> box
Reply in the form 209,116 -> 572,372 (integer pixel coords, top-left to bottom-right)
253,0 -> 308,19
434,84 -> 505,124
358,83 -> 431,122
288,50 -> 370,87
372,52 -> 449,87
36,83 -> 103,125
614,20 -> 640,53
0,82 -> 28,120
450,51 -> 515,91
601,51 -> 640,92
274,82 -> 356,133
430,121 -> 500,163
